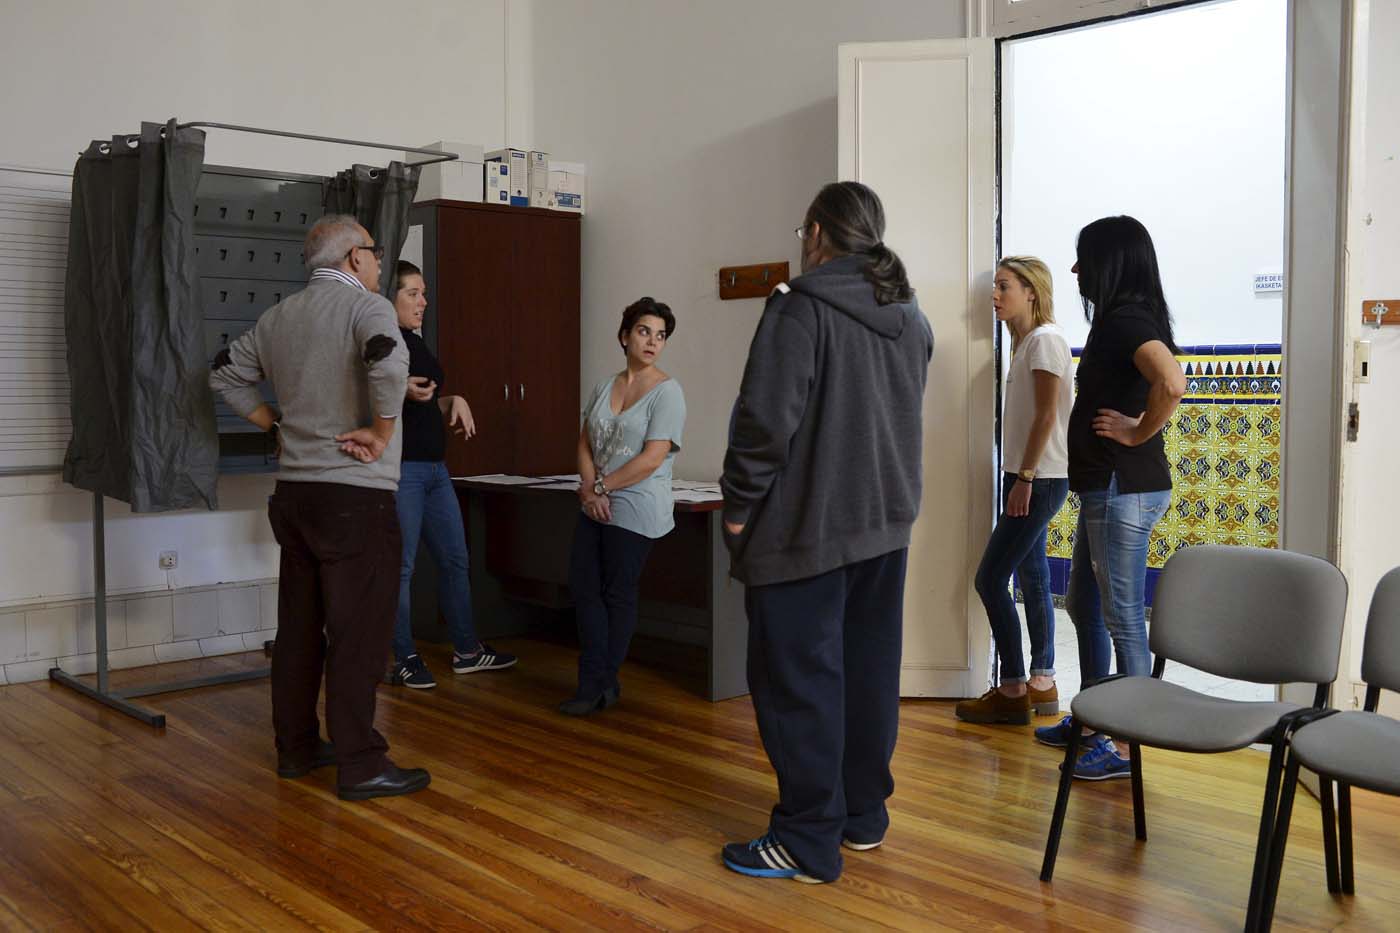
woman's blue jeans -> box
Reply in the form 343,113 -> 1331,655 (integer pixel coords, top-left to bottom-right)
975,474 -> 1069,683
1067,474 -> 1171,686
392,460 -> 477,662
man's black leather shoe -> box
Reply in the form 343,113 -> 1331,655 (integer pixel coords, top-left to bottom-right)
277,740 -> 336,779
337,765 -> 431,801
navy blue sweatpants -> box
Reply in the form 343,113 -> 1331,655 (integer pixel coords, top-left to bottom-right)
744,548 -> 908,882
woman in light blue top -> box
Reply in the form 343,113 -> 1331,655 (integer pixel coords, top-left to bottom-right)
561,297 -> 686,716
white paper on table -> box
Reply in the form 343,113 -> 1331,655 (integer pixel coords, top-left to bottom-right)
672,490 -> 724,503
453,473 -> 549,485
539,474 -> 582,482
531,480 -> 583,490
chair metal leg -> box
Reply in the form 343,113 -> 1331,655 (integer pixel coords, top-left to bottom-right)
1129,741 -> 1146,841
1245,722 -> 1293,930
1040,722 -> 1083,882
1257,755 -> 1304,933
1319,776 -> 1340,894
1338,782 -> 1354,895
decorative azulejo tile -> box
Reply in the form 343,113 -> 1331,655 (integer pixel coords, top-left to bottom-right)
1045,348 -> 1282,602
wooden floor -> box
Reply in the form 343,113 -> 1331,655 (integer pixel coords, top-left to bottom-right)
1,637 -> 1398,932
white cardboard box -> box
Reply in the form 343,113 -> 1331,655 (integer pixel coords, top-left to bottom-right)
484,148 -> 529,206
412,141 -> 484,203
528,150 -> 550,207
528,150 -> 549,184
483,161 -> 511,205
546,160 -> 586,213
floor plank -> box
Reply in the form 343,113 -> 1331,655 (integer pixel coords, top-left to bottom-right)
0,638 -> 1396,931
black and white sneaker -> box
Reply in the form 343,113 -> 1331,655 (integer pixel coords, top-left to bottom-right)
452,643 -> 518,674
842,836 -> 883,851
391,654 -> 437,689
721,832 -> 824,883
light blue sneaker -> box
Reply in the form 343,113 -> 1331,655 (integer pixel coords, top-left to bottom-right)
1035,714 -> 1077,748
1069,735 -> 1132,781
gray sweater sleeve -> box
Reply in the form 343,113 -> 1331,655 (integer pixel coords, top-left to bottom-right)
720,294 -> 817,526
355,299 -> 410,420
209,326 -> 268,418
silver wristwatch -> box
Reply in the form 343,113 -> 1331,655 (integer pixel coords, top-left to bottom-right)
593,476 -> 608,496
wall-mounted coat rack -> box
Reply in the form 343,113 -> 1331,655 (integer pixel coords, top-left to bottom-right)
1361,299 -> 1400,327
718,261 -> 790,300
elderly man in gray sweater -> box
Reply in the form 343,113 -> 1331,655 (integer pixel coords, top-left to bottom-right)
210,214 -> 429,801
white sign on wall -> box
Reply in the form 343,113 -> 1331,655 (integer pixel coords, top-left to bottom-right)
1254,272 -> 1284,295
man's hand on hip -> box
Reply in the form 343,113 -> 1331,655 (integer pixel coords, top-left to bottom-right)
335,428 -> 388,463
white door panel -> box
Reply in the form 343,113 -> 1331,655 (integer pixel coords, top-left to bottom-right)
838,40 -> 996,697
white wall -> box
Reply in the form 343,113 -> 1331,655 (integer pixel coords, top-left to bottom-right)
0,0 -> 508,175
525,0 -> 967,480
0,0 -> 510,614
1345,0 -> 1400,694
1002,0 -> 1287,349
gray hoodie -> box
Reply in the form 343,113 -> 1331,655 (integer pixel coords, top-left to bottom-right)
720,253 -> 933,586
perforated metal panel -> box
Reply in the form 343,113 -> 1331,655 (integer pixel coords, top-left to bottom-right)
195,167 -> 323,456
0,167 -> 71,471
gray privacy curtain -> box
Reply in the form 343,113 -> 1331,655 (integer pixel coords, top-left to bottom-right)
63,120 -> 219,512
322,161 -> 421,295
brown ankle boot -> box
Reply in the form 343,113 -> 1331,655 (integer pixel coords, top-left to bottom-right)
955,688 -> 1032,725
1028,683 -> 1060,716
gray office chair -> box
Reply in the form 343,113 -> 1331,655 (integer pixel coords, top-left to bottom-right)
1248,566 -> 1400,932
1039,545 -> 1348,929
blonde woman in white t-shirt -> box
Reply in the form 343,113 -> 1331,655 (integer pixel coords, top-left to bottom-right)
956,256 -> 1073,726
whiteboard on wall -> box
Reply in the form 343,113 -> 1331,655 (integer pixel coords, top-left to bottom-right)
0,167 -> 71,472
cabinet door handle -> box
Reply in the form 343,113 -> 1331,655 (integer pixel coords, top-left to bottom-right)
519,383 -> 526,401
503,383 -> 509,401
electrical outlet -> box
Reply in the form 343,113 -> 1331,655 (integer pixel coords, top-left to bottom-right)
158,550 -> 178,571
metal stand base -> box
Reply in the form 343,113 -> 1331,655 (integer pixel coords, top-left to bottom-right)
120,666 -> 272,699
48,667 -> 167,728
48,491 -> 273,729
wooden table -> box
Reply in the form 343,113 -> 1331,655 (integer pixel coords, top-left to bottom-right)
440,478 -> 749,701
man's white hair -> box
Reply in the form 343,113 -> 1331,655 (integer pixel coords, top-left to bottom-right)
304,214 -> 365,272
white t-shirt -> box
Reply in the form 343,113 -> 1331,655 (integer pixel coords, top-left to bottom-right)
1002,324 -> 1073,479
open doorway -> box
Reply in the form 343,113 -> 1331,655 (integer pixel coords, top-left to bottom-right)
999,0 -> 1288,704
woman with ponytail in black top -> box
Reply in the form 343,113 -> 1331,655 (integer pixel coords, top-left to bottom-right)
387,261 -> 518,689
719,181 -> 933,884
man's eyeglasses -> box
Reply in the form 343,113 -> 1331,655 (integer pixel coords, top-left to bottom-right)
794,224 -> 811,241
348,244 -> 386,260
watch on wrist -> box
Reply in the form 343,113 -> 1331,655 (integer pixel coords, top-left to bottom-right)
1017,469 -> 1036,483
593,477 -> 608,496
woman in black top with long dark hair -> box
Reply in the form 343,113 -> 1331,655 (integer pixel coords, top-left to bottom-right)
1034,216 -> 1186,780
388,261 -> 517,688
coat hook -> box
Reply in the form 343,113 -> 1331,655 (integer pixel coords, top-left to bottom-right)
728,272 -> 737,288
762,268 -> 770,283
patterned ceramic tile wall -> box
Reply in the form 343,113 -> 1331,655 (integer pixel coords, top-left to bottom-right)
1044,345 -> 1282,602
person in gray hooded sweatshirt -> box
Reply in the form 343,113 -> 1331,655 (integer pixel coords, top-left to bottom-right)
719,181 -> 933,884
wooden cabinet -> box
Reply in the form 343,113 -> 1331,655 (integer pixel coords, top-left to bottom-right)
410,200 -> 581,477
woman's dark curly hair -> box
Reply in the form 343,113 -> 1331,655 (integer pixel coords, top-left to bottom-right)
618,296 -> 675,350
